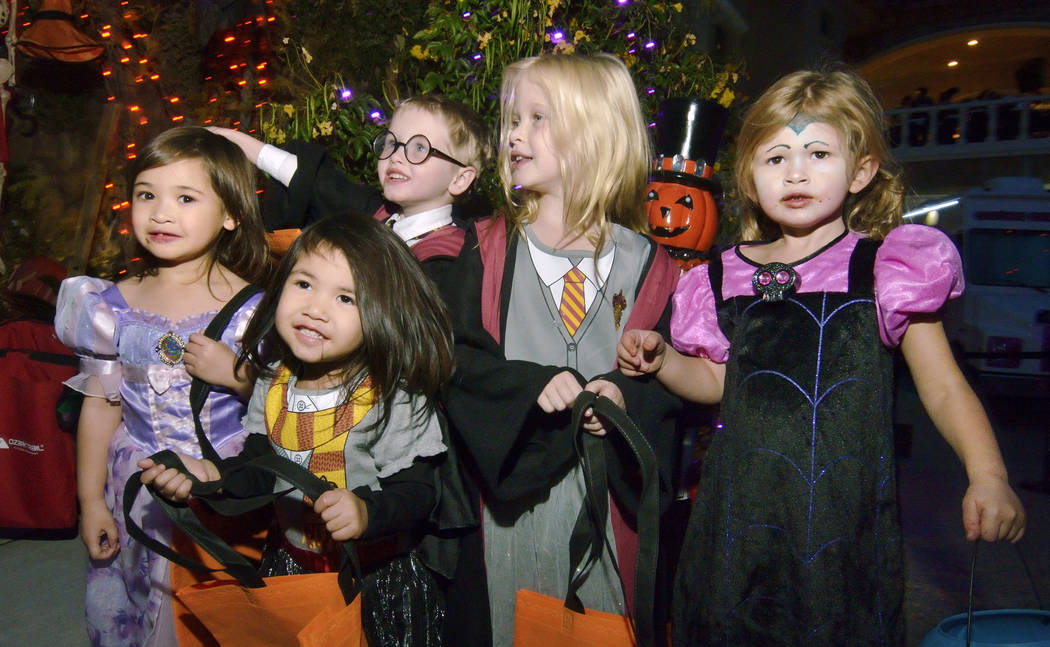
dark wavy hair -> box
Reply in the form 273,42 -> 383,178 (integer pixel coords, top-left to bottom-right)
126,126 -> 270,285
238,216 -> 454,428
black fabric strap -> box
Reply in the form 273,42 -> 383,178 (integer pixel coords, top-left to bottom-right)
566,392 -> 659,647
708,247 -> 725,306
0,348 -> 79,366
847,237 -> 880,296
188,284 -> 262,464
123,449 -> 364,601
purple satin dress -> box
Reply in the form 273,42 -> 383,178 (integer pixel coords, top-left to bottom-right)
55,276 -> 261,647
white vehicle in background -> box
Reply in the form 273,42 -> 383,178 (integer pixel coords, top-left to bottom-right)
906,176 -> 1050,398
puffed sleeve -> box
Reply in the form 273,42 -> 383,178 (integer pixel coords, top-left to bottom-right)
54,276 -> 122,401
875,224 -> 964,347
670,262 -> 730,363
371,391 -> 446,479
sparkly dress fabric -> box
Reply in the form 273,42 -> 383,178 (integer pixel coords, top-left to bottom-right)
668,226 -> 963,647
55,276 -> 260,647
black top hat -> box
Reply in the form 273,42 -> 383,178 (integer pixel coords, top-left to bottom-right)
652,97 -> 728,174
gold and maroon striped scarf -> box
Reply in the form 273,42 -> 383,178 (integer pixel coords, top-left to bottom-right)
264,366 -> 376,489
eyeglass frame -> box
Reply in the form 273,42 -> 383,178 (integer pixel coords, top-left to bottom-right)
371,131 -> 467,168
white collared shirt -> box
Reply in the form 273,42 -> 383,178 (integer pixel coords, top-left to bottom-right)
385,205 -> 454,246
526,234 -> 614,310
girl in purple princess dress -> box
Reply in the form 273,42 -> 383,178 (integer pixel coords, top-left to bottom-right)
55,127 -> 269,647
618,69 -> 1026,647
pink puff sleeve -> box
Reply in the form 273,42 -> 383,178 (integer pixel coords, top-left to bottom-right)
874,224 -> 964,347
669,262 -> 730,363
54,276 -> 122,401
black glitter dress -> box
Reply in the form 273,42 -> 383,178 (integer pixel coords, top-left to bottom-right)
672,238 -> 904,646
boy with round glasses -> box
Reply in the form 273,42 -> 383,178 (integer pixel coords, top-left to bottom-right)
211,94 -> 490,267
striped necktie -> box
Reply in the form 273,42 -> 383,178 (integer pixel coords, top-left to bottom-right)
559,266 -> 586,336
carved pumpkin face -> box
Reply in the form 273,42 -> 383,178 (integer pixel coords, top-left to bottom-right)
646,177 -> 718,269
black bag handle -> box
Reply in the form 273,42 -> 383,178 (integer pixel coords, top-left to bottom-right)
565,391 -> 659,647
189,284 -> 262,465
123,449 -> 363,601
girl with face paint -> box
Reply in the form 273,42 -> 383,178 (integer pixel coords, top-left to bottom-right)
618,68 -> 1025,646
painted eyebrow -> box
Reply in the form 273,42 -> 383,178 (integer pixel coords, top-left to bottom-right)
764,143 -> 790,152
803,140 -> 830,148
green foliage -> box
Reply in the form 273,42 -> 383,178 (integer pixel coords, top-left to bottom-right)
261,0 -> 741,196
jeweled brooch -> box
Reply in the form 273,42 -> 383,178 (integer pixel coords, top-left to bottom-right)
751,262 -> 797,302
155,331 -> 186,366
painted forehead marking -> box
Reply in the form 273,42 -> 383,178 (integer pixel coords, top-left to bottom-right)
787,113 -> 816,135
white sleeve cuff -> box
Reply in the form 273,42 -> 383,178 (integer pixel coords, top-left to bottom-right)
256,144 -> 298,187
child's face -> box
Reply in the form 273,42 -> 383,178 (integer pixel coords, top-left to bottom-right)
275,245 -> 364,385
131,158 -> 235,266
377,105 -> 472,216
750,119 -> 873,239
506,78 -> 561,198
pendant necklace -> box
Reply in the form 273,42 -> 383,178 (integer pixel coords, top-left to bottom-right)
747,229 -> 849,302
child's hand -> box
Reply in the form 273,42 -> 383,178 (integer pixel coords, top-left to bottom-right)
580,379 -> 625,437
138,454 -> 220,503
314,488 -> 369,541
962,475 -> 1026,543
183,334 -> 239,388
618,329 -> 667,377
80,499 -> 119,561
537,371 -> 584,413
206,126 -> 265,162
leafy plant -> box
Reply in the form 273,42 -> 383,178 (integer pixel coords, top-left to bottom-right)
260,0 -> 741,196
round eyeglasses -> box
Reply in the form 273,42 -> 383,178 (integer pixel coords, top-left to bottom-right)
371,131 -> 466,167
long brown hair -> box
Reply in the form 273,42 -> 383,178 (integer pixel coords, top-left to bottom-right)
126,126 -> 269,284
733,67 -> 904,242
238,216 -> 454,428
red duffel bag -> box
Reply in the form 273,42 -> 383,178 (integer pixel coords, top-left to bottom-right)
0,318 -> 78,530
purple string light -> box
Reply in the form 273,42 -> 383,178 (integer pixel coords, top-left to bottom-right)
340,88 -> 353,100
551,31 -> 564,42
644,41 -> 656,49
462,11 -> 471,18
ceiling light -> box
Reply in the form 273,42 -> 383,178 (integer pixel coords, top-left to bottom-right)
947,60 -> 959,67
967,39 -> 978,46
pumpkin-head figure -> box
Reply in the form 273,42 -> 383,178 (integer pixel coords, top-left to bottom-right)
646,98 -> 728,271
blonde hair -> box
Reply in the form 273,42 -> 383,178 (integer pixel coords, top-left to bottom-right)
498,54 -> 651,250
397,94 -> 492,173
733,68 -> 904,242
